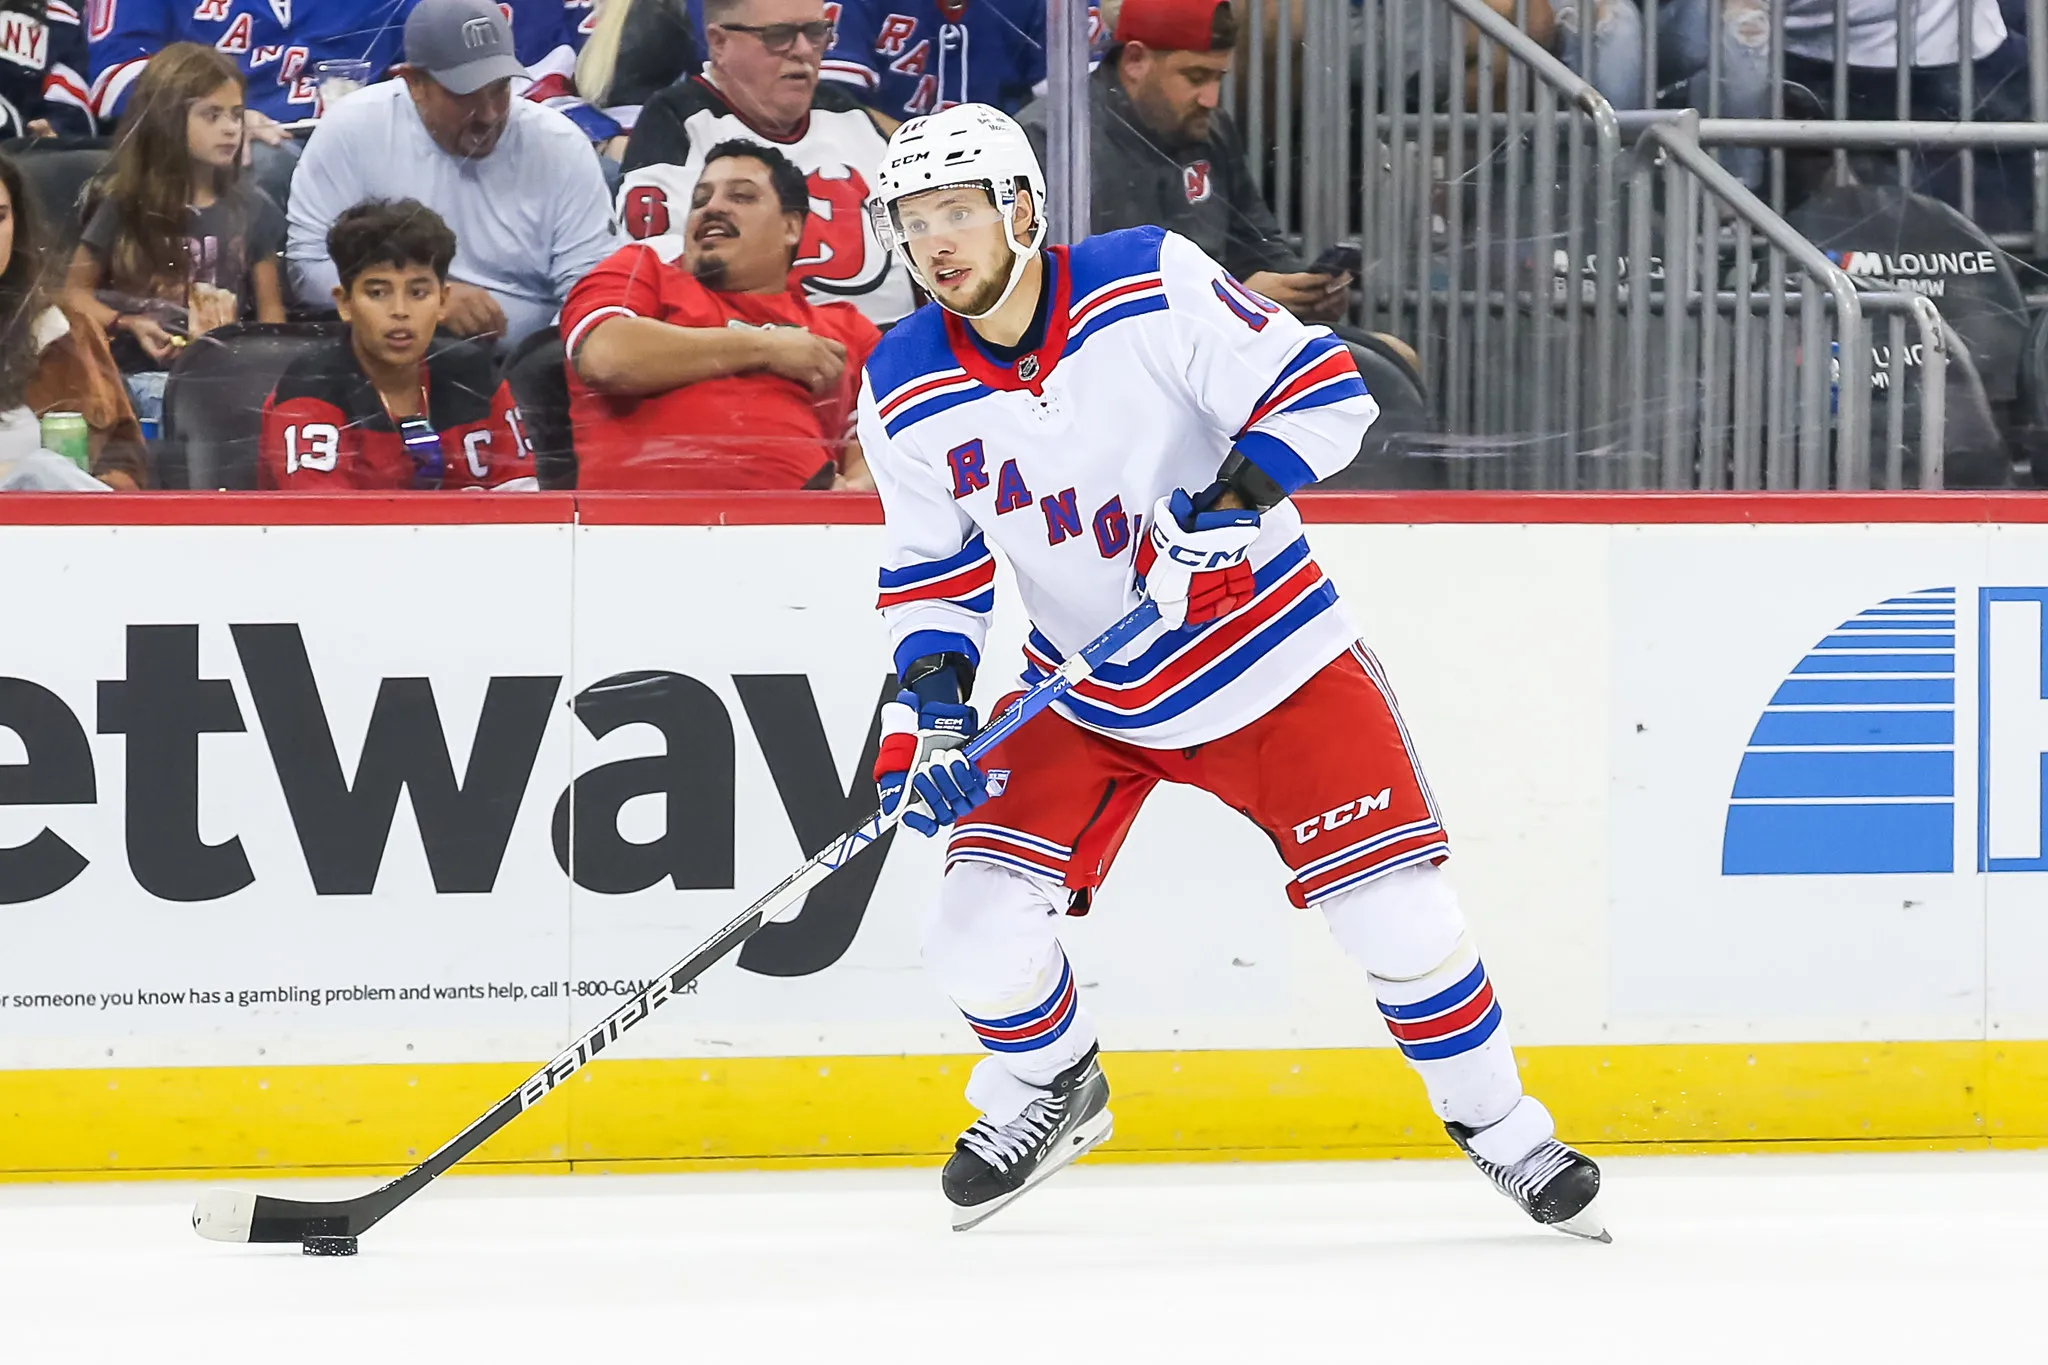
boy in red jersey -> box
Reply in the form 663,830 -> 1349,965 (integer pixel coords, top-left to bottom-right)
259,199 -> 530,491
563,138 -> 879,489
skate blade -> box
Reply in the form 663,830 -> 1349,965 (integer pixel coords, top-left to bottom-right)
1550,1195 -> 1611,1244
950,1109 -> 1114,1232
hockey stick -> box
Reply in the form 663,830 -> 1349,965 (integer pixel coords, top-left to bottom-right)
192,599 -> 1163,1252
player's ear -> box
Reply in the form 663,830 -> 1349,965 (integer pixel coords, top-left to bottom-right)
1012,188 -> 1037,246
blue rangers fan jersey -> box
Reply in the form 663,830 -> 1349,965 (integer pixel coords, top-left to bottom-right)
859,226 -> 1379,750
85,0 -> 411,122
0,2 -> 93,138
506,0 -> 617,140
820,0 -> 1100,119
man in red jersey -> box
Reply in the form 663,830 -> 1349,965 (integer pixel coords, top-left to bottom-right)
563,138 -> 880,489
259,199 -> 529,491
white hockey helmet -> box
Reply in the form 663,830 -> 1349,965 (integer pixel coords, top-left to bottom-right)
868,103 -> 1049,319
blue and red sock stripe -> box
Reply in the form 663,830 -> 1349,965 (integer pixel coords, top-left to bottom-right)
962,955 -> 1079,1053
947,825 -> 1072,882
1377,960 -> 1503,1061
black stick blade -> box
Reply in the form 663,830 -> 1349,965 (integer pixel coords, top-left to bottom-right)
193,1190 -> 370,1243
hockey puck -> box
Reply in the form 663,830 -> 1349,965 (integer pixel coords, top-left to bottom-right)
302,1236 -> 358,1257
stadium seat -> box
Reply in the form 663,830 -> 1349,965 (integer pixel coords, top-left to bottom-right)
1310,338 -> 1443,488
3,137 -> 112,251
502,324 -> 575,489
158,321 -> 348,489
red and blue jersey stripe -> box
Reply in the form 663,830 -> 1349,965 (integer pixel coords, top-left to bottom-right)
1019,537 -> 1339,733
876,534 -> 997,612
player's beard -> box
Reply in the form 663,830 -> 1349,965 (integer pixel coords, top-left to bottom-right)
937,253 -> 1013,318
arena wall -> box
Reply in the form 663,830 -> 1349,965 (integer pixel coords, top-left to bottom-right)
2,492 -> 2046,1179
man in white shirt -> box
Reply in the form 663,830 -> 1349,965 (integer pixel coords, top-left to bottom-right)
286,0 -> 622,346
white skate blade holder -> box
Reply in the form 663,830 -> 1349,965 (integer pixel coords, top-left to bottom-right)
951,1108 -> 1114,1232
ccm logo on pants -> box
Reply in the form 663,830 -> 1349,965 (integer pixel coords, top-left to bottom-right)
1292,788 -> 1393,844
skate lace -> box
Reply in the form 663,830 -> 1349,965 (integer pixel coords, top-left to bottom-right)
1490,1139 -> 1576,1204
960,1095 -> 1065,1172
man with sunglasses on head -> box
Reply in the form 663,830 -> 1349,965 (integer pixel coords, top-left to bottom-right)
618,0 -> 915,326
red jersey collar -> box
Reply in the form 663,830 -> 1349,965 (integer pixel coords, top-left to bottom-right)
942,247 -> 1072,397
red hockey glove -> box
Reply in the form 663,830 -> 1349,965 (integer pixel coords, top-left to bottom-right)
1132,488 -> 1261,628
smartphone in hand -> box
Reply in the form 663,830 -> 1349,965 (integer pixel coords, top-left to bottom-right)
1307,243 -> 1362,277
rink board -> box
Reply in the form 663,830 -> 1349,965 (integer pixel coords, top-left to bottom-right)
3,492 -> 2047,1176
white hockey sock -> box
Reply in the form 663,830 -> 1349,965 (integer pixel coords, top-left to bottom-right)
1368,938 -> 1525,1130
925,861 -> 1100,1089
1320,864 -> 1526,1130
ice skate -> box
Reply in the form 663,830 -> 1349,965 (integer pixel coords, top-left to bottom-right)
942,1046 -> 1113,1231
1448,1109 -> 1609,1243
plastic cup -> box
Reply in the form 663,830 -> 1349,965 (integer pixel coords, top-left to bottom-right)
313,59 -> 374,114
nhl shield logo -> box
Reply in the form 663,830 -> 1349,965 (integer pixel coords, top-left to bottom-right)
1016,355 -> 1040,382
985,769 -> 1011,797
1183,160 -> 1213,204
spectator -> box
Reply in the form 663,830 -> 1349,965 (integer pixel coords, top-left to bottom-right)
82,0 -> 408,211
0,150 -> 147,488
259,198 -> 530,490
1017,0 -> 1349,324
820,0 -> 1077,120
564,138 -> 877,489
576,0 -> 700,144
618,0 -> 914,325
285,0 -> 619,347
0,0 -> 94,139
63,44 -> 286,426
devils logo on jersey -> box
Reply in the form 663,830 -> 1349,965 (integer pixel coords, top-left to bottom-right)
791,162 -> 892,299
1183,160 -> 1213,205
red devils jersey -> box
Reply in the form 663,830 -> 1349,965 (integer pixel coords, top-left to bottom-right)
561,235 -> 880,490
258,337 -> 531,490
616,75 -> 914,325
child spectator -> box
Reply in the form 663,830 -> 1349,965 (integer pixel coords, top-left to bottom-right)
259,198 -> 530,490
0,149 -> 147,489
62,43 -> 286,425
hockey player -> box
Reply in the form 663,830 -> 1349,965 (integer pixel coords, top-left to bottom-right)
858,103 -> 1608,1238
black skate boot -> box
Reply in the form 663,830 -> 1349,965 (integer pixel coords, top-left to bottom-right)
1448,1105 -> 1609,1243
942,1046 -> 1113,1231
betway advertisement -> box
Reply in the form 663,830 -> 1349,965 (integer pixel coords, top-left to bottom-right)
5,506 -> 2048,1076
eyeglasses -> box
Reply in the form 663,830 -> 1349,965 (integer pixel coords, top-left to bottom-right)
714,20 -> 833,53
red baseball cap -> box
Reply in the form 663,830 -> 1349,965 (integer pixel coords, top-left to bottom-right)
1114,0 -> 1231,51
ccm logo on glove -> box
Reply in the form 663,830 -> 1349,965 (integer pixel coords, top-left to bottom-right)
873,693 -> 992,837
1133,487 -> 1262,629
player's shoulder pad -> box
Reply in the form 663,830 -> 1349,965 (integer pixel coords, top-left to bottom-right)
1064,224 -> 1168,301
424,337 -> 501,425
862,303 -> 957,410
269,336 -> 368,412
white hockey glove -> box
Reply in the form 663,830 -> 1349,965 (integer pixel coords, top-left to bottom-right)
873,693 -> 989,837
1133,488 -> 1262,630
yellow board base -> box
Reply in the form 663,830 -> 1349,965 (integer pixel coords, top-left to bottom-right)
1,1041 -> 2042,1182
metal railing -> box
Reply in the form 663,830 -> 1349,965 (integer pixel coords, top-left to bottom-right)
1224,0 -> 1956,488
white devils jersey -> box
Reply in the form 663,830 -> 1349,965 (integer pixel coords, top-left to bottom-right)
858,227 -> 1380,750
615,75 -> 916,324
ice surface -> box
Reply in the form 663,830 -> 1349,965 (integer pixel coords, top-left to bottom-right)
5,1152 -> 2042,1364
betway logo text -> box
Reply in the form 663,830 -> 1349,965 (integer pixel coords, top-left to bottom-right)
0,624 -> 897,978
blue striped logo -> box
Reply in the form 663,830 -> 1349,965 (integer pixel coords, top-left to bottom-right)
1723,588 -> 1957,875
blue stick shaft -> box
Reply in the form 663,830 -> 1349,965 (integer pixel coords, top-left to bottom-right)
962,599 -> 1160,762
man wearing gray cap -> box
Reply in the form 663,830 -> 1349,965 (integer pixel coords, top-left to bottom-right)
285,0 -> 620,345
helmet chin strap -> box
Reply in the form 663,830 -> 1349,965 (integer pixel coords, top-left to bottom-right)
951,211 -> 1049,321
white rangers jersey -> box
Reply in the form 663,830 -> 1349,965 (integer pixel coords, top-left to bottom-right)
858,226 -> 1379,750
616,75 -> 916,325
